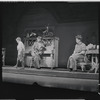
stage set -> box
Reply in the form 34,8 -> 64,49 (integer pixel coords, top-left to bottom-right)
1,3 -> 99,93
2,34 -> 99,92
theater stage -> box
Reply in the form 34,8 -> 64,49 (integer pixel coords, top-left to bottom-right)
2,66 -> 99,92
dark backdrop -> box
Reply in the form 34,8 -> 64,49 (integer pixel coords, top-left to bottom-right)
1,2 -> 99,67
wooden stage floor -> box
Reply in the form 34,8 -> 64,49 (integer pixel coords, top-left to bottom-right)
2,66 -> 99,92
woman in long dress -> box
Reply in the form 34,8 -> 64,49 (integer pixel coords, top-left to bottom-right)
67,35 -> 86,71
14,37 -> 25,69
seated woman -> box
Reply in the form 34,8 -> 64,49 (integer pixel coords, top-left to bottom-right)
67,35 -> 86,71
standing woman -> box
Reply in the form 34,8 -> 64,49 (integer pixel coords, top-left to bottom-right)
14,37 -> 25,69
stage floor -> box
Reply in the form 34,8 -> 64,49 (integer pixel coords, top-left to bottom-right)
2,66 -> 99,92
2,65 -> 98,80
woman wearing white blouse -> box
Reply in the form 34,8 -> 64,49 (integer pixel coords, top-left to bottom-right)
14,37 -> 25,68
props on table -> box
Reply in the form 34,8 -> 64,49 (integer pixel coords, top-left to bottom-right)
86,43 -> 97,50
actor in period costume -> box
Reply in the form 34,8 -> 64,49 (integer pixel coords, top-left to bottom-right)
67,35 -> 86,71
14,37 -> 25,68
31,36 -> 45,69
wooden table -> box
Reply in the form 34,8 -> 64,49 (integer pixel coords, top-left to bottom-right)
86,49 -> 99,73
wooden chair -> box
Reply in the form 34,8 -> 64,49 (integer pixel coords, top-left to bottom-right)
86,49 -> 99,73
77,52 -> 91,71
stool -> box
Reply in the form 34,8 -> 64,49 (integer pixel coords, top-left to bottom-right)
25,56 -> 34,68
77,58 -> 85,71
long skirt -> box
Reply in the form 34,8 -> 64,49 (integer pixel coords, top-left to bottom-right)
17,51 -> 25,62
67,54 -> 84,70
